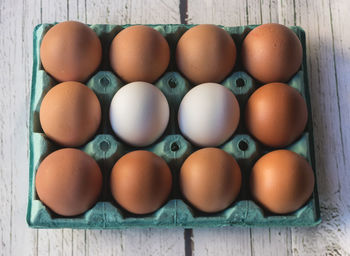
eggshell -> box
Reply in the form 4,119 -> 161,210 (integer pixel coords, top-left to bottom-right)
40,21 -> 102,82
40,81 -> 101,147
245,82 -> 307,147
109,82 -> 169,147
180,148 -> 242,213
178,83 -> 240,147
109,25 -> 170,83
242,23 -> 302,83
250,150 -> 315,214
110,150 -> 172,214
35,148 -> 102,216
176,24 -> 236,84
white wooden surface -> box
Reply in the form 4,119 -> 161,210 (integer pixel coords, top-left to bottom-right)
0,0 -> 349,255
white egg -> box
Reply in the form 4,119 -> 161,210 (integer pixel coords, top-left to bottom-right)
109,81 -> 169,147
178,83 -> 240,147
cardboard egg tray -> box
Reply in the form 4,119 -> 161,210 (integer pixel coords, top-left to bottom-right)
27,24 -> 321,228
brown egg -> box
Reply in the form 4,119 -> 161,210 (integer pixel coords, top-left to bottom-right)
40,81 -> 101,147
250,150 -> 315,214
40,21 -> 102,82
35,148 -> 102,216
176,24 -> 236,84
110,151 -> 172,214
245,83 -> 308,147
242,23 -> 302,83
109,25 -> 170,83
180,148 -> 241,213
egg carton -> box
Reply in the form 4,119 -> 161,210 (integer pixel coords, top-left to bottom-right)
27,24 -> 321,228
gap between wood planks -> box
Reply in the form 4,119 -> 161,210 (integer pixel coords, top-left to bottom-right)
179,0 -> 188,24
184,229 -> 193,256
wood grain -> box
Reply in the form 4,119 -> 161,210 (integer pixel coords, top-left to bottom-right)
0,0 -> 349,255
0,1 -> 40,256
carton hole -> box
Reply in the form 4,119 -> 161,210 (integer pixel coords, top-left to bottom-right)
236,78 -> 245,87
99,141 -> 110,151
171,142 -> 179,152
238,140 -> 248,151
168,78 -> 177,88
99,77 -> 110,87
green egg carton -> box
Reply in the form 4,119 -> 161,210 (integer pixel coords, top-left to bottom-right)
27,23 -> 321,228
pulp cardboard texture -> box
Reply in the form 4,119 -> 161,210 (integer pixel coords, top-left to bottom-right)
27,24 -> 321,228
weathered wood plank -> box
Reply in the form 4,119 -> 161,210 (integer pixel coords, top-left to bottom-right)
84,228 -> 185,256
191,227 -> 253,256
86,0 -> 180,24
72,230 -> 87,256
0,0 -> 41,256
68,0 -> 87,22
261,0 -> 279,24
277,0 -> 295,26
187,0 -> 246,25
85,230 -> 123,256
121,228 -> 185,255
